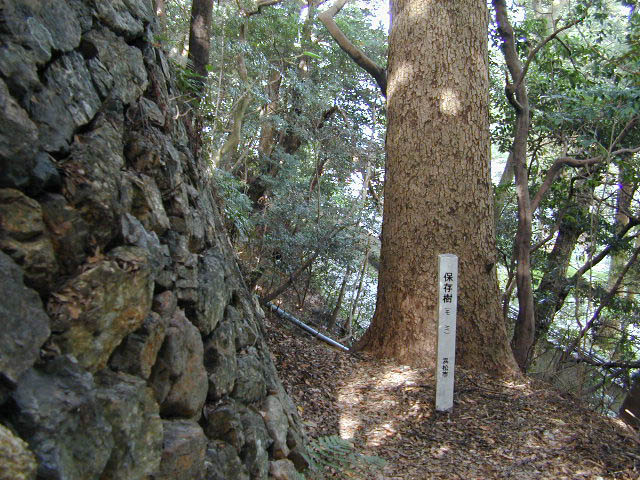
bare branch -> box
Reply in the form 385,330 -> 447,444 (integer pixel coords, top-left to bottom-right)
612,146 -> 640,156
241,0 -> 283,17
562,242 -> 640,362
260,251 -> 320,304
260,224 -> 349,303
574,353 -> 640,370
318,0 -> 387,95
530,220 -> 561,253
530,144 -> 640,213
570,226 -> 640,284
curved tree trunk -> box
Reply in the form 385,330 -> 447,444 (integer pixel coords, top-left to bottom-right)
533,179 -> 594,347
493,0 -> 536,371
356,0 -> 516,374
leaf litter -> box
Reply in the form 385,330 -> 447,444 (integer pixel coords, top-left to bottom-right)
264,307 -> 640,479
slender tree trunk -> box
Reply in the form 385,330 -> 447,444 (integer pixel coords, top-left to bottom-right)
217,21 -> 254,169
357,0 -> 517,374
599,165 -> 635,345
509,116 -> 535,370
533,213 -> 584,343
493,0 -> 536,371
343,238 -> 370,342
328,266 -> 351,332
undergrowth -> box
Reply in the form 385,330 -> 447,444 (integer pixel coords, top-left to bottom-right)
304,435 -> 386,479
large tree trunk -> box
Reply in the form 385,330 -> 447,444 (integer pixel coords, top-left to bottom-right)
356,0 -> 516,374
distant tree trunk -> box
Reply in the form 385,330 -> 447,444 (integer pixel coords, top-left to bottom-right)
599,164 -> 635,345
328,266 -> 351,332
215,22 -> 252,169
533,180 -> 593,346
343,238 -> 370,342
356,0 -> 516,373
188,0 -> 213,90
153,0 -> 167,34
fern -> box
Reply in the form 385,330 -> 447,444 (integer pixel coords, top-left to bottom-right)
304,435 -> 385,479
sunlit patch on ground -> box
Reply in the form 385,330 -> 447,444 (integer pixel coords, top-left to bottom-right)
264,311 -> 640,479
338,412 -> 361,440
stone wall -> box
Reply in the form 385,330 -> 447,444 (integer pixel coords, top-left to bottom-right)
0,1 -> 307,479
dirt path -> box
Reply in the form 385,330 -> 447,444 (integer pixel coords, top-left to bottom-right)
264,311 -> 640,479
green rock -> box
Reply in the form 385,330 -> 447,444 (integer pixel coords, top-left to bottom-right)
149,309 -> 207,418
240,409 -> 272,480
0,188 -> 59,293
156,420 -> 206,480
0,423 -> 37,480
96,370 -> 163,480
47,246 -> 153,373
234,348 -> 267,404
204,316 -> 237,400
205,440 -> 249,480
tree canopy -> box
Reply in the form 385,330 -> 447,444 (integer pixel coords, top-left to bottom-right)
161,0 -> 640,414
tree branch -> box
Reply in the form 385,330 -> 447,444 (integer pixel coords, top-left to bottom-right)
318,0 -> 387,96
240,0 -> 283,17
574,352 -> 640,370
569,225 -> 639,286
513,18 -> 582,91
260,224 -> 348,303
260,251 -> 320,304
562,242 -> 640,362
530,144 -> 640,213
610,115 -> 639,152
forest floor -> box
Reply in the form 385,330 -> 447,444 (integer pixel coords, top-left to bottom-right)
263,304 -> 640,479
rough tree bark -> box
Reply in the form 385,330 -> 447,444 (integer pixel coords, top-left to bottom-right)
350,0 -> 516,373
187,0 -> 214,86
153,0 -> 166,34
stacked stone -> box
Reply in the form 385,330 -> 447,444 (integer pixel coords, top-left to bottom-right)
0,1 -> 308,479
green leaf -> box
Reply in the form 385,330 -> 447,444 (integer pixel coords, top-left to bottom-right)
302,51 -> 322,59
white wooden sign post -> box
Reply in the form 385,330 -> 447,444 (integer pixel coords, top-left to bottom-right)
435,254 -> 458,412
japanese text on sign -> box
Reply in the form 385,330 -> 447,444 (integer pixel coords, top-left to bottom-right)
436,254 -> 458,412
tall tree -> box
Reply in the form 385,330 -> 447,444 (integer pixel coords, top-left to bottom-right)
188,0 -> 214,90
322,0 -> 516,373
